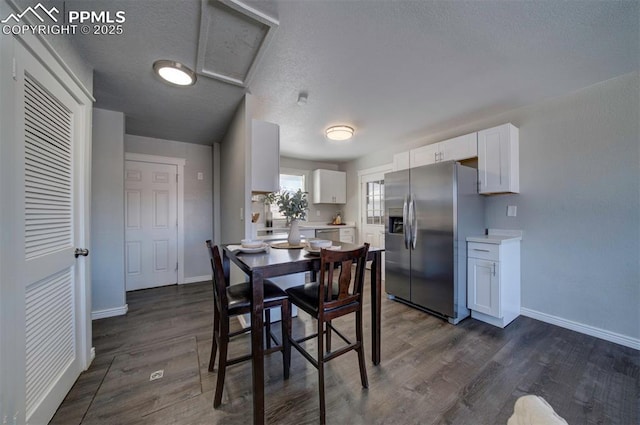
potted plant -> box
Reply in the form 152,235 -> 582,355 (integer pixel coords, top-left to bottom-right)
275,189 -> 309,245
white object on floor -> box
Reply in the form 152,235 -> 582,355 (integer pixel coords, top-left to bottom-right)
507,395 -> 568,425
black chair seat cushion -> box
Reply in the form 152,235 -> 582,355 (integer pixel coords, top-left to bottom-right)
227,280 -> 288,312
286,282 -> 346,316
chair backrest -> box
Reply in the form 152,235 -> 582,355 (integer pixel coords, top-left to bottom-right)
205,240 -> 228,312
318,243 -> 369,314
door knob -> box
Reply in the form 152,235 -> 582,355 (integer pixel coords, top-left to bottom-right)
74,248 -> 89,258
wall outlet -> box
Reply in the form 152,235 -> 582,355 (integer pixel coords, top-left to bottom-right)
316,210 -> 321,217
197,172 -> 203,180
507,205 -> 517,217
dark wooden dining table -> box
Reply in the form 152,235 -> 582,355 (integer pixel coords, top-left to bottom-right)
222,241 -> 383,425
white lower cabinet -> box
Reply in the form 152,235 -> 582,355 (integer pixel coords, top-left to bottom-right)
467,237 -> 521,328
467,257 -> 501,317
339,228 -> 355,244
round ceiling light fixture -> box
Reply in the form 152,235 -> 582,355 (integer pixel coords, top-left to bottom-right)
153,60 -> 197,86
325,125 -> 354,141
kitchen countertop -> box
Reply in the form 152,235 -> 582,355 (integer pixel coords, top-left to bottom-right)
467,229 -> 523,244
257,222 -> 355,233
466,234 -> 522,244
301,222 -> 355,229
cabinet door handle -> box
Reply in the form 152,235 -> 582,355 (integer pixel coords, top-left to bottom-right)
492,262 -> 496,276
473,248 -> 490,252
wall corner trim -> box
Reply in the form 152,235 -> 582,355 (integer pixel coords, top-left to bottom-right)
520,307 -> 640,350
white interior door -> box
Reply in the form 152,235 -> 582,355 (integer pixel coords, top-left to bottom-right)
359,166 -> 391,275
125,160 -> 178,290
0,38 -> 91,425
361,173 -> 385,246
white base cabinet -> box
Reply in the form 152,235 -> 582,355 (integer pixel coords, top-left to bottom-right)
467,236 -> 521,328
339,227 -> 355,244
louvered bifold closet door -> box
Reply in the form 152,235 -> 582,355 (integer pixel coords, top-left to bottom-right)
24,75 -> 73,258
23,73 -> 77,421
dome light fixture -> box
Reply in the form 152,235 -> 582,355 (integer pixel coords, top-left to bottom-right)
153,60 -> 197,86
325,125 -> 354,141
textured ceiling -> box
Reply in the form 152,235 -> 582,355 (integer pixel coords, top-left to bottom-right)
66,0 -> 639,162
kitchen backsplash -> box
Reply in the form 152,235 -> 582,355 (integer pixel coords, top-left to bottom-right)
250,200 -> 343,227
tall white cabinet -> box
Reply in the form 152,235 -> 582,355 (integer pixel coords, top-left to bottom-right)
467,233 -> 521,328
251,120 -> 280,193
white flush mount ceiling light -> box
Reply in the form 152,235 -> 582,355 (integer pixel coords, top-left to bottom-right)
153,60 -> 197,86
325,125 -> 354,141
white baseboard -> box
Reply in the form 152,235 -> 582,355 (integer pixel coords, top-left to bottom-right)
520,307 -> 640,350
181,275 -> 211,284
91,304 -> 128,320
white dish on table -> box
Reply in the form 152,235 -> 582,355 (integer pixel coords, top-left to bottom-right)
308,239 -> 332,250
241,239 -> 264,249
230,243 -> 269,253
304,243 -> 341,256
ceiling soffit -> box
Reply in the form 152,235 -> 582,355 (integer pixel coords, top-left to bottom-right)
197,0 -> 279,87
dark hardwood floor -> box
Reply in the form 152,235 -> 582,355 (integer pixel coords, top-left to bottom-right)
51,278 -> 639,424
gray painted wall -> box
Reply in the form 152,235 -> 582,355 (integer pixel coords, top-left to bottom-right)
343,72 -> 640,341
91,108 -> 125,313
125,135 -> 213,280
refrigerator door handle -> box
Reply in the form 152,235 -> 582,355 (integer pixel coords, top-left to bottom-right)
409,194 -> 417,249
402,196 -> 410,249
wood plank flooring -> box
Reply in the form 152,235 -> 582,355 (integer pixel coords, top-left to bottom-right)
51,279 -> 639,424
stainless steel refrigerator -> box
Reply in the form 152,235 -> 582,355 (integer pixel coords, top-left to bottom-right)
385,161 -> 484,324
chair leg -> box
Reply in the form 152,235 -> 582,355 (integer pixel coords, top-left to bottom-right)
213,320 -> 229,408
326,320 -> 332,352
208,306 -> 220,372
265,309 -> 272,349
356,310 -> 368,388
317,319 -> 326,425
281,301 -> 291,379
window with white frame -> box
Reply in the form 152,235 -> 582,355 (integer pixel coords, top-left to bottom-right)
365,179 -> 384,224
271,169 -> 307,219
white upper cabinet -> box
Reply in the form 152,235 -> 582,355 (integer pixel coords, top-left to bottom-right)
410,143 -> 440,168
313,169 -> 346,204
409,132 -> 477,168
251,120 -> 280,193
393,151 -> 410,171
440,132 -> 478,162
477,123 -> 519,194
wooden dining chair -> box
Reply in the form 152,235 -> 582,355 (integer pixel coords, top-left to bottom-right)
285,243 -> 370,424
205,240 -> 291,407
